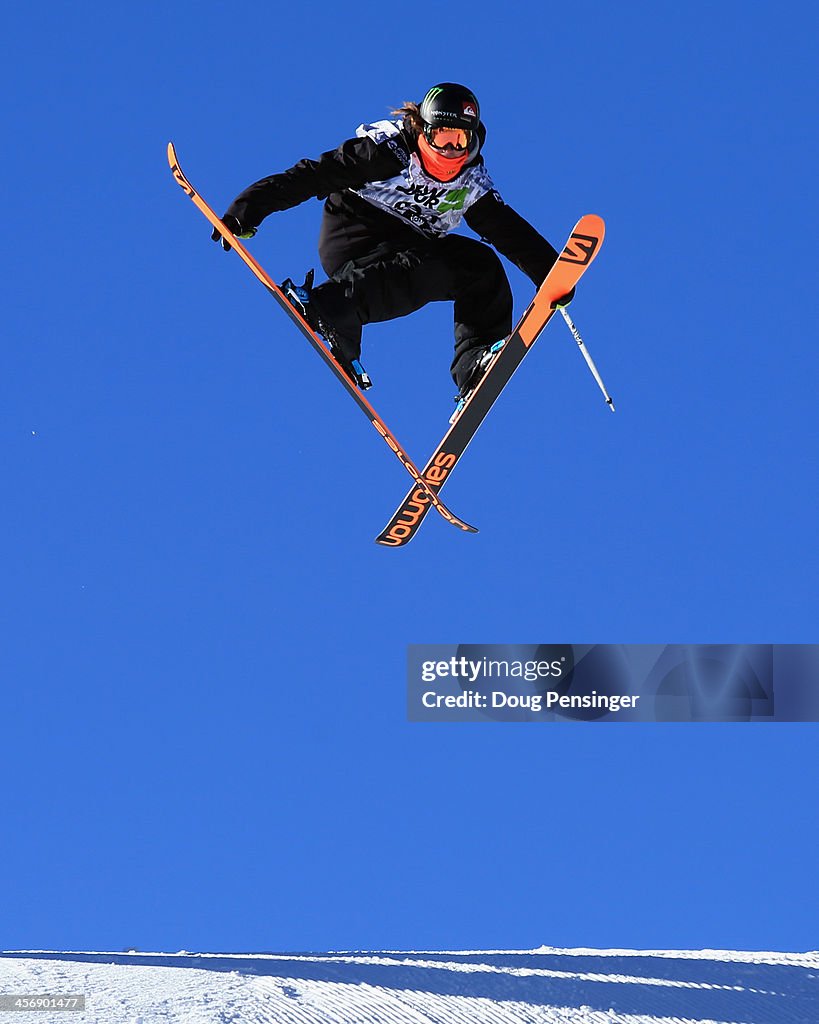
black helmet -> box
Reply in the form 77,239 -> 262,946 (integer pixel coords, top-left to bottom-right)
419,83 -> 480,131
418,83 -> 481,156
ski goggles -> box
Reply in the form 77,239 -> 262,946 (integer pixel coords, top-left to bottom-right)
425,125 -> 471,151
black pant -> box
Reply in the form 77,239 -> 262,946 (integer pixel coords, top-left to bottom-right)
311,205 -> 513,389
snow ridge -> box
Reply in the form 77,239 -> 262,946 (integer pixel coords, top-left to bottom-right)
1,947 -> 817,1024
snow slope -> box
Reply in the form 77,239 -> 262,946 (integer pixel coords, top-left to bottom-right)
1,947 -> 817,1023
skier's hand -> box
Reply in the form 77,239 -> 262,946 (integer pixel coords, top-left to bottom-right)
211,214 -> 257,251
551,287 -> 575,310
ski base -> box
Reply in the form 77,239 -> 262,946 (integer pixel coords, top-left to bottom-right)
375,214 -> 606,547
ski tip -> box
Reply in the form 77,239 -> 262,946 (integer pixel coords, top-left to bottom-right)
373,522 -> 479,547
584,212 -> 606,231
374,516 -> 479,546
607,398 -> 616,411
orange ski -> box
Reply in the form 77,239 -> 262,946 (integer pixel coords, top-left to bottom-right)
167,143 -> 476,536
376,215 -> 605,547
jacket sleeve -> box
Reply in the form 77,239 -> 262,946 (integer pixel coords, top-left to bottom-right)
225,135 -> 407,229
464,190 -> 560,287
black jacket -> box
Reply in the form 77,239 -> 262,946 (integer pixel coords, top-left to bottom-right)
226,121 -> 560,286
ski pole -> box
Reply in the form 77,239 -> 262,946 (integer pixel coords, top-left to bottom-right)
560,308 -> 615,411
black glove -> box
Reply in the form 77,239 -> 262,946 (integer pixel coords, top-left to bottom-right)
211,213 -> 257,252
551,286 -> 575,310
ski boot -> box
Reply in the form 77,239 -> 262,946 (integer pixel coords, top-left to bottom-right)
449,339 -> 506,424
280,271 -> 373,391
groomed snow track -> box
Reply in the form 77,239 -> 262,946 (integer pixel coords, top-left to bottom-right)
1,947 -> 817,1023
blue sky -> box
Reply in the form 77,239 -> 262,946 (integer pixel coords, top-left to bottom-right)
2,2 -> 817,955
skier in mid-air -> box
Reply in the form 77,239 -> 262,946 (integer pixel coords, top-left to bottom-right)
213,83 -> 575,399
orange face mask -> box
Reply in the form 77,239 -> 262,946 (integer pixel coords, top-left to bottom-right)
417,133 -> 469,182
